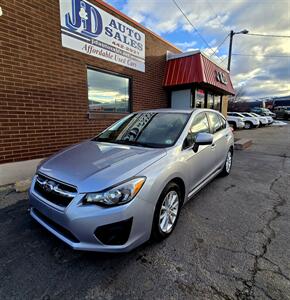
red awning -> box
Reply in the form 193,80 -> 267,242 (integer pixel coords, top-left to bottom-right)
163,52 -> 235,95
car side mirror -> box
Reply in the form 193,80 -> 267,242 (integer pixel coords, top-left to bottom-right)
193,133 -> 213,153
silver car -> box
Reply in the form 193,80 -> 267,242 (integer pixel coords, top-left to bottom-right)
29,109 -> 234,252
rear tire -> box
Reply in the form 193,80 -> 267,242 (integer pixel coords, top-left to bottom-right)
151,182 -> 182,241
220,150 -> 233,177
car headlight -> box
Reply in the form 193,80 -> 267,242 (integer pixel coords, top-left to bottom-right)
84,177 -> 146,206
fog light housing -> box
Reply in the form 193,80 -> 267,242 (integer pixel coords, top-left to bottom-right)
94,218 -> 133,245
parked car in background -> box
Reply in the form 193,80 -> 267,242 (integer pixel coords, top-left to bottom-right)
226,114 -> 245,129
273,106 -> 290,120
241,112 -> 268,126
250,112 -> 273,125
228,112 -> 259,129
239,112 -> 262,127
251,107 -> 276,118
265,115 -> 274,124
29,109 -> 234,253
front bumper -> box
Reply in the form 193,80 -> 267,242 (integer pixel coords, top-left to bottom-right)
266,118 -> 273,124
259,119 -> 268,125
29,178 -> 154,252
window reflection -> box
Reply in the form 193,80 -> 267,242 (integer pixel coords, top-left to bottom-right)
95,113 -> 189,148
195,89 -> 205,108
88,69 -> 130,112
184,112 -> 210,148
207,93 -> 214,109
214,95 -> 221,111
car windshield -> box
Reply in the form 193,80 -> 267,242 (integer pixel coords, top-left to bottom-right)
93,112 -> 190,148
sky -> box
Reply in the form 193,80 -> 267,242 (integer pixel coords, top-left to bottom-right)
105,0 -> 290,100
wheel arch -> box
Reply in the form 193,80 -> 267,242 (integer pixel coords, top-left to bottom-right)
167,177 -> 186,206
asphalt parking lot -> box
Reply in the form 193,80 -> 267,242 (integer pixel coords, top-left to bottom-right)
1,123 -> 290,300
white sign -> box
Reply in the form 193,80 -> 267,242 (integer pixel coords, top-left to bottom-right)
59,0 -> 145,72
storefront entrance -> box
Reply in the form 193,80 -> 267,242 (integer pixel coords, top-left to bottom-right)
171,88 -> 222,111
163,51 -> 235,114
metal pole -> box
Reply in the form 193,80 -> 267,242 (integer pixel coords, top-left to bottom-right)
227,30 -> 234,71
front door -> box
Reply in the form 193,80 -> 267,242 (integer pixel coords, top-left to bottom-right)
206,111 -> 228,169
182,112 -> 217,193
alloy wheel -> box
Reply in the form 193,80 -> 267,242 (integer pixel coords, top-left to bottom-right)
226,151 -> 232,173
159,191 -> 179,233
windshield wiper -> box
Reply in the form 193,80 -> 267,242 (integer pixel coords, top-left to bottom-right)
93,138 -> 121,145
114,140 -> 154,148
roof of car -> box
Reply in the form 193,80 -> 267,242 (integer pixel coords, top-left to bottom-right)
136,108 -> 224,114
136,108 -> 195,114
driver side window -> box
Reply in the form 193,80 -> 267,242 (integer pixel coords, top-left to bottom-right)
184,113 -> 210,149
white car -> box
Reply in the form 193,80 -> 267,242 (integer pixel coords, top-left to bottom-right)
249,112 -> 271,126
228,112 -> 259,129
226,115 -> 245,129
266,116 -> 273,124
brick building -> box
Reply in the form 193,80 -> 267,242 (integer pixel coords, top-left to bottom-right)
0,0 -> 234,185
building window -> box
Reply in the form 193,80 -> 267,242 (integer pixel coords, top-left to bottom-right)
87,68 -> 130,113
214,95 -> 221,111
207,93 -> 214,109
195,89 -> 205,108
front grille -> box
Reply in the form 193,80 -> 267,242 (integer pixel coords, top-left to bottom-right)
34,173 -> 77,208
32,208 -> 80,243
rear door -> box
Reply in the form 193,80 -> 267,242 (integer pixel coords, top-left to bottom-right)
206,112 -> 228,170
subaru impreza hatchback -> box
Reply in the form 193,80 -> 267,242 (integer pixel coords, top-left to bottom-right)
29,109 -> 234,252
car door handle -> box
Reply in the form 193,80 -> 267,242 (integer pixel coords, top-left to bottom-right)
211,143 -> 216,149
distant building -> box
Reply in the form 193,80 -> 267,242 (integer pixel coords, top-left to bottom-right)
273,96 -> 290,107
228,100 -> 263,112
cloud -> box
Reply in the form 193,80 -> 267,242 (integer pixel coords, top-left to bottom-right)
174,41 -> 197,51
107,0 -> 290,99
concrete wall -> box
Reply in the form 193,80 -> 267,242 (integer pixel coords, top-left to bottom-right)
0,158 -> 43,186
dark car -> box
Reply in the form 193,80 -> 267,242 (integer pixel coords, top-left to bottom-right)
251,107 -> 276,118
273,106 -> 290,120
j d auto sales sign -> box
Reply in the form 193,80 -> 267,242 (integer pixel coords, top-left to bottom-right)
59,0 -> 145,72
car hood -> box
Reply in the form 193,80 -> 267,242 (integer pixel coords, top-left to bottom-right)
38,141 -> 167,193
244,116 -> 258,122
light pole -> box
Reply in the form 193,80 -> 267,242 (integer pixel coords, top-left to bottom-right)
227,29 -> 249,71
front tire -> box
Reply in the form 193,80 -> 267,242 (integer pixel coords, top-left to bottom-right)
244,121 -> 252,129
151,182 -> 182,241
220,150 -> 233,177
